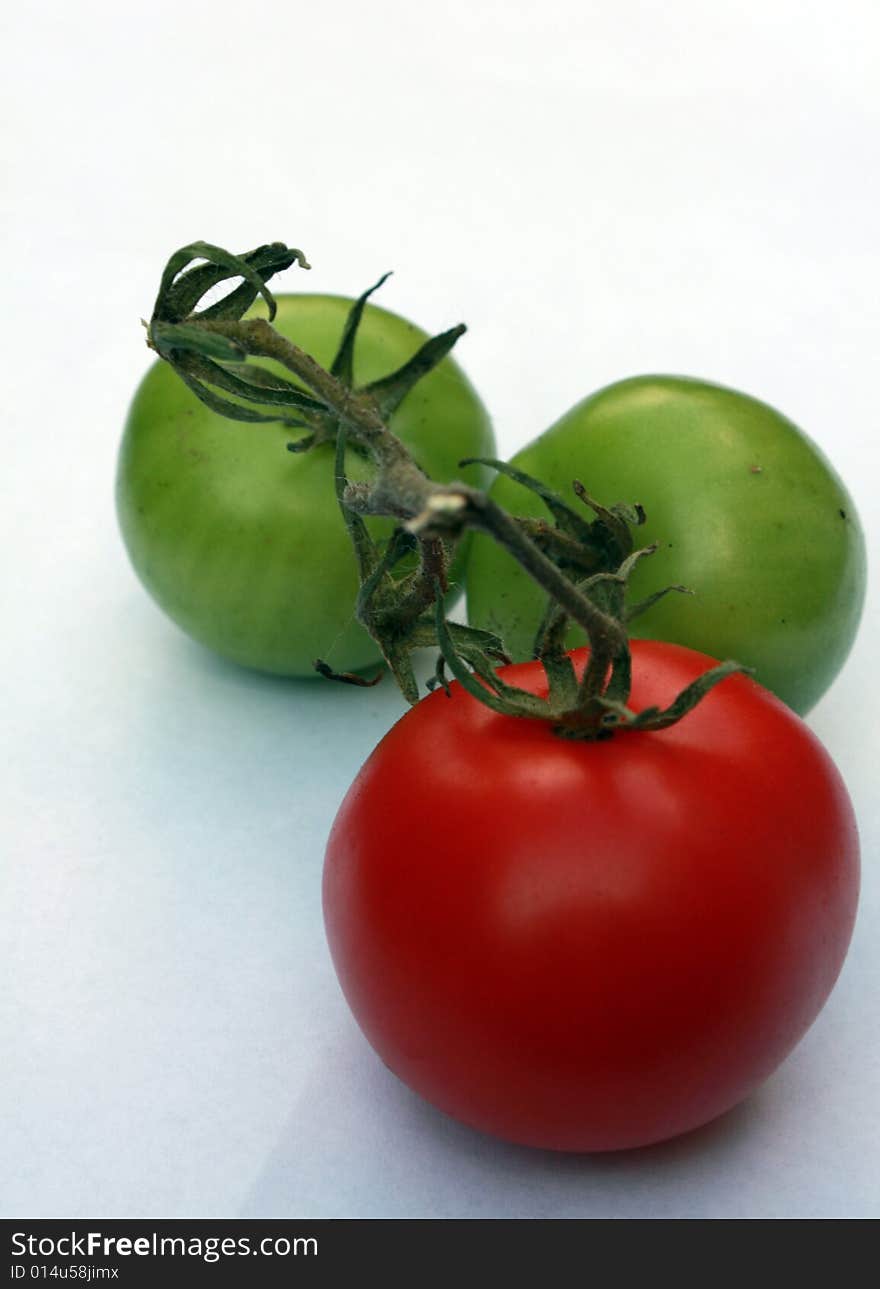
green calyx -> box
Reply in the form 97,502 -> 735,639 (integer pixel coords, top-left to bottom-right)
149,243 -> 466,453
421,464 -> 747,738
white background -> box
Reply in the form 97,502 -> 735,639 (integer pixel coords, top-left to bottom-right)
2,0 -> 879,1218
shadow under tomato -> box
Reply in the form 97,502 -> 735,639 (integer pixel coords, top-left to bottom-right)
238,1021 -> 785,1220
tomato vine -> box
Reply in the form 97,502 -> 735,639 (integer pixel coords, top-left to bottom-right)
147,240 -> 744,737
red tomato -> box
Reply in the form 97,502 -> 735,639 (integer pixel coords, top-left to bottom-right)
323,642 -> 859,1152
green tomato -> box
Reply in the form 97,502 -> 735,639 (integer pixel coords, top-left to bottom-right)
117,294 -> 494,676
466,376 -> 865,714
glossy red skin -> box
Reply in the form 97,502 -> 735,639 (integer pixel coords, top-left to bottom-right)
323,641 -> 859,1152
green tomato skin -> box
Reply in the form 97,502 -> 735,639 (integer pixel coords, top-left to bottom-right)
117,295 -> 494,676
466,376 -> 866,715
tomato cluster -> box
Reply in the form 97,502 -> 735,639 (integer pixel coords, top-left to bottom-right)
121,254 -> 863,1154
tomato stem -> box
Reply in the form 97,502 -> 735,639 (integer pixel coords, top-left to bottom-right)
146,242 -> 747,738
